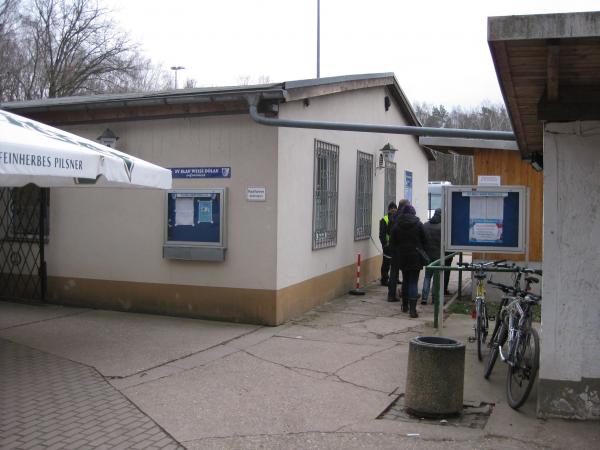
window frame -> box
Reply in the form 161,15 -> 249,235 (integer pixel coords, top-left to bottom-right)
312,139 -> 339,250
2,185 -> 50,243
354,151 -> 373,241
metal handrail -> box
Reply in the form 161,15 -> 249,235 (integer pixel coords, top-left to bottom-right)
427,255 -> 522,328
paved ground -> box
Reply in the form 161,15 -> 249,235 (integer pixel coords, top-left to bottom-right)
1,277 -> 599,449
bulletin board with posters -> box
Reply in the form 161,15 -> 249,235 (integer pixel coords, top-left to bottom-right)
163,188 -> 227,261
443,185 -> 528,253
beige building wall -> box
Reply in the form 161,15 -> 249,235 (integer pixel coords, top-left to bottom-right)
38,87 -> 428,325
276,87 -> 429,290
46,114 -> 279,291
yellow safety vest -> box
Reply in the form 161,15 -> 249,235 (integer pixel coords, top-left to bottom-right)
383,215 -> 391,243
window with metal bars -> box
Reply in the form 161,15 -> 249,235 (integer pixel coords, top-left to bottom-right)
384,161 -> 397,215
354,151 -> 373,240
2,185 -> 49,241
312,139 -> 339,250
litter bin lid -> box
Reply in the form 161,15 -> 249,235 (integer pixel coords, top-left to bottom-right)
411,336 -> 464,348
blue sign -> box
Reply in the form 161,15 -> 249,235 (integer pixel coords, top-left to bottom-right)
171,167 -> 231,179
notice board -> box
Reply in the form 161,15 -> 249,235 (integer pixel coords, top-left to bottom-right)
444,185 -> 528,253
163,188 -> 227,261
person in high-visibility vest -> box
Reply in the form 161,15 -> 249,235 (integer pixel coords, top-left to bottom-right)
379,202 -> 398,286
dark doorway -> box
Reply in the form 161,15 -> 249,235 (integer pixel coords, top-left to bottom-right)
0,185 -> 48,302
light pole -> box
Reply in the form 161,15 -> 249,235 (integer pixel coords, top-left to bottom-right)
170,66 -> 185,89
317,0 -> 320,78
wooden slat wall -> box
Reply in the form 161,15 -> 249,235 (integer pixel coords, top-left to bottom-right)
473,149 -> 543,262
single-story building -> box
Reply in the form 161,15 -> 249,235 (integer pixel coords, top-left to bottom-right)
1,73 -> 434,326
488,11 -> 600,420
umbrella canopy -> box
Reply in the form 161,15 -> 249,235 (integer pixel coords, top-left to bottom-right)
0,109 -> 171,189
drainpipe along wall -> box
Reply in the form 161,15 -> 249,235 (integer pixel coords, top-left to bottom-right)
247,96 -> 516,142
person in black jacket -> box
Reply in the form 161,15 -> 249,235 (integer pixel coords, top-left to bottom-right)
379,202 -> 397,285
421,208 -> 442,304
388,203 -> 428,318
421,208 -> 453,304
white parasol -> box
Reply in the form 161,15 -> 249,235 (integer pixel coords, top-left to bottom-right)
0,109 -> 171,189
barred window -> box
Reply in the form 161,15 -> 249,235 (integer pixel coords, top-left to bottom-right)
1,185 -> 49,242
384,161 -> 397,214
312,139 -> 339,250
354,151 -> 373,240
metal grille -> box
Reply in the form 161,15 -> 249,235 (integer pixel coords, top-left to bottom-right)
312,139 -> 339,250
384,161 -> 397,214
0,185 -> 48,302
354,151 -> 373,240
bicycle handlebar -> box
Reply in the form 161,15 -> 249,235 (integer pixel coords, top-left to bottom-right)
458,259 -> 507,269
487,280 -> 542,303
457,261 -> 542,276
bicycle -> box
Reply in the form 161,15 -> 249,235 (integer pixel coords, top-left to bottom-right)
484,274 -> 542,410
484,265 -> 542,379
458,259 -> 506,361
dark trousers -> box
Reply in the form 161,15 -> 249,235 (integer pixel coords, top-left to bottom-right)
401,269 -> 421,300
388,265 -> 419,299
444,254 -> 454,292
381,253 -> 392,282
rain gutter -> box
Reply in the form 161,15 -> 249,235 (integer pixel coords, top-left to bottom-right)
246,95 -> 516,141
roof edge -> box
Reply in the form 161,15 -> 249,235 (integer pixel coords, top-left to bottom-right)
488,11 -> 600,42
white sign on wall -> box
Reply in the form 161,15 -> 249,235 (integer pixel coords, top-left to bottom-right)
246,186 -> 266,202
477,175 -> 501,186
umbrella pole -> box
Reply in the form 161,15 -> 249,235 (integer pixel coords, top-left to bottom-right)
39,188 -> 48,302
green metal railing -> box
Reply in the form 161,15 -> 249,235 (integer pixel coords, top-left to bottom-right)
426,255 -> 521,328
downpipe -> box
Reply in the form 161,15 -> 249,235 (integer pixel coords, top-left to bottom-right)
246,95 -> 516,141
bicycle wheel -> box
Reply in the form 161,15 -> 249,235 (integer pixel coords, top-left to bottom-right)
476,311 -> 484,361
506,327 -> 540,409
477,302 -> 489,361
484,322 -> 507,379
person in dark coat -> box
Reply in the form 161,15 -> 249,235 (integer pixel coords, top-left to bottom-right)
387,203 -> 428,318
378,202 -> 397,286
421,208 -> 442,304
421,208 -> 453,304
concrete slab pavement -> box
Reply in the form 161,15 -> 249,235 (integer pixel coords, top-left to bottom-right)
1,278 -> 599,450
0,303 -> 259,377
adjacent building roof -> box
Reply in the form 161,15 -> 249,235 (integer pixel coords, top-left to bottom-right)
1,72 -> 420,127
418,136 -> 519,155
488,11 -> 600,158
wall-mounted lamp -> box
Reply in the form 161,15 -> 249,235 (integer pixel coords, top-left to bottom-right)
530,152 -> 543,172
377,143 -> 398,170
97,128 -> 119,148
380,143 -> 397,161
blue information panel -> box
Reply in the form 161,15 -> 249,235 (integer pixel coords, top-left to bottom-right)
171,167 -> 231,179
444,186 -> 527,253
166,190 -> 225,245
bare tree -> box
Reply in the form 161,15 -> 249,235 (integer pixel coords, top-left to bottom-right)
414,101 -> 511,184
414,101 -> 512,132
0,0 -> 169,101
236,74 -> 272,86
184,78 -> 198,89
0,0 -> 23,101
17,0 -> 144,97
236,75 -> 251,86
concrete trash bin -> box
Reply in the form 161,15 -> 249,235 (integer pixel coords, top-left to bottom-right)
405,336 -> 466,418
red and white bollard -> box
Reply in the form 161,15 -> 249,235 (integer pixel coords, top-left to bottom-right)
349,253 -> 366,295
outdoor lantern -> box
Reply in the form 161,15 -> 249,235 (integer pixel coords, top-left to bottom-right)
380,143 -> 398,163
97,128 -> 119,148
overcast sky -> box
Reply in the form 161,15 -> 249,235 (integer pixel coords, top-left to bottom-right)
106,0 -> 599,107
